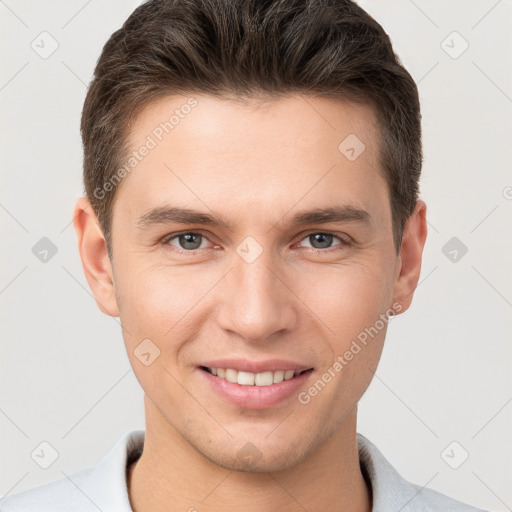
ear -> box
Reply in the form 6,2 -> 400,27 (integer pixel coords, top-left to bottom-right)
73,197 -> 119,317
392,200 -> 428,314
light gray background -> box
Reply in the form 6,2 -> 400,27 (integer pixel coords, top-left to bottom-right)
1,1 -> 511,510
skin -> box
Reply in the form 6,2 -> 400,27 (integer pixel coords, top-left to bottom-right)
73,93 -> 427,512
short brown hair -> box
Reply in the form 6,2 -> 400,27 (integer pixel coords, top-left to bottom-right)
81,0 -> 421,259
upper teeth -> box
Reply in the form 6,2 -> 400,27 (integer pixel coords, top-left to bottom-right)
209,368 -> 297,386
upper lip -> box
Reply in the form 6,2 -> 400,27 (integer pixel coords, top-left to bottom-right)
199,358 -> 313,374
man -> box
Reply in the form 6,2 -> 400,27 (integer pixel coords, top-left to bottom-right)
0,0 -> 488,511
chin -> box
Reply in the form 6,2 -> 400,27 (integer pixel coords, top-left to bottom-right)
198,436 -> 315,474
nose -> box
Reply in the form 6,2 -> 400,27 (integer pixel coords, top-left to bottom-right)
215,245 -> 300,344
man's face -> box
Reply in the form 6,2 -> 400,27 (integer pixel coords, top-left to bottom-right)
107,94 -> 403,471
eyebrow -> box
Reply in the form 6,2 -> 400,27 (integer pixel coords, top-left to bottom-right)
136,205 -> 371,231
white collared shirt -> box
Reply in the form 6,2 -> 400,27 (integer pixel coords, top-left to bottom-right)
0,430 -> 487,511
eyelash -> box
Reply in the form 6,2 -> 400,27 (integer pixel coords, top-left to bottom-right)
161,230 -> 351,254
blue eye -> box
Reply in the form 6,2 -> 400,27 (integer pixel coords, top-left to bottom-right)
302,233 -> 336,249
161,231 -> 349,254
165,232 -> 212,251
298,232 -> 347,250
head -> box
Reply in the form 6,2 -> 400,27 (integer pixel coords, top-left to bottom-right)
75,0 -> 427,472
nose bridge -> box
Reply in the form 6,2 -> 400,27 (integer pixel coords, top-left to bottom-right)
217,241 -> 297,342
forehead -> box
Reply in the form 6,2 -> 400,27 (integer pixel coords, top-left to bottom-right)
113,93 -> 387,225
128,93 -> 380,156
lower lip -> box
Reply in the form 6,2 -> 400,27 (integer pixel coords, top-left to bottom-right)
198,368 -> 314,409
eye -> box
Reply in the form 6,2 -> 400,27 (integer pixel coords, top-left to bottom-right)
164,232 -> 214,251
161,230 -> 350,254
297,232 -> 349,251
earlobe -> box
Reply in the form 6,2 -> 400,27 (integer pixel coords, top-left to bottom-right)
392,200 -> 428,314
73,197 -> 119,317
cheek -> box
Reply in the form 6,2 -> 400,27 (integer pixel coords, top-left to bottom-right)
115,264 -> 209,400
292,258 -> 393,401
114,259 -> 232,381
114,260 -> 199,352
117,259 -> 210,323
293,258 -> 394,340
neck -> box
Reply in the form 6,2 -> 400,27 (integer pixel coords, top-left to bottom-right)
128,398 -> 371,512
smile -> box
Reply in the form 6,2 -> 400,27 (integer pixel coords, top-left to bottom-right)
200,366 -> 313,386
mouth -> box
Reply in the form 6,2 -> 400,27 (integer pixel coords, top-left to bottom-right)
199,366 -> 314,387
